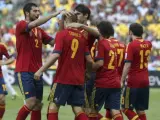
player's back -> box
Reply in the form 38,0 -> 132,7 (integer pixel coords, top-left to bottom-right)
95,39 -> 120,88
110,38 -> 126,77
54,28 -> 88,85
126,39 -> 152,87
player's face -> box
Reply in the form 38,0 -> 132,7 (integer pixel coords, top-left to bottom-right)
74,10 -> 87,24
29,6 -> 40,21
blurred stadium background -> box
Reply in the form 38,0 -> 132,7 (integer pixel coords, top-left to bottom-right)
0,0 -> 160,119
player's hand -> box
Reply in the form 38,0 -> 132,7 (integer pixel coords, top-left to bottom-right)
61,10 -> 73,17
67,23 -> 84,28
34,71 -> 42,80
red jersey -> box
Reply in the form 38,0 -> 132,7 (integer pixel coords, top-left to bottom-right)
0,44 -> 10,77
53,28 -> 89,85
125,39 -> 152,88
110,38 -> 126,77
95,39 -> 120,88
81,29 -> 97,51
15,20 -> 53,72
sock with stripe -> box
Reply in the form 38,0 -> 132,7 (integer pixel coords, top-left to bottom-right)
0,104 -> 5,119
16,105 -> 31,120
75,112 -> 88,120
123,109 -> 139,120
139,113 -> 146,120
105,109 -> 112,120
31,110 -> 41,120
47,112 -> 58,120
88,113 -> 98,120
113,113 -> 123,120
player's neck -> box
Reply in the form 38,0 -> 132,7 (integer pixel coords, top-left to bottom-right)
133,36 -> 142,41
25,17 -> 31,23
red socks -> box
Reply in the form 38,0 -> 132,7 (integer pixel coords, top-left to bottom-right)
97,113 -> 103,119
106,109 -> 112,120
47,112 -> 58,120
123,109 -> 139,120
31,110 -> 41,120
139,113 -> 147,120
16,105 -> 31,120
0,104 -> 5,119
75,112 -> 88,120
113,113 -> 123,120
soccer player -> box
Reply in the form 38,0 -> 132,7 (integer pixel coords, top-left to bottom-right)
15,3 -> 63,120
91,21 -> 123,120
34,14 -> 92,120
121,23 -> 152,120
0,43 -> 14,119
105,27 -> 126,120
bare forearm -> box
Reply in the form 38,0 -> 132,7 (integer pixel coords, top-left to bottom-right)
121,63 -> 131,83
38,55 -> 59,73
2,57 -> 14,65
28,12 -> 61,29
81,25 -> 100,37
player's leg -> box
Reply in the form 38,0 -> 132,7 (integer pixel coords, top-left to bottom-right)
0,77 -> 7,119
107,88 -> 123,120
122,87 -> 140,120
47,83 -> 72,120
87,87 -> 105,120
2,65 -> 17,99
31,74 -> 44,120
15,72 -> 37,120
67,85 -> 88,120
135,87 -> 149,120
105,109 -> 112,120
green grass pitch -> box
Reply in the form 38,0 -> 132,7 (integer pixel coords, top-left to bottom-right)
3,86 -> 160,120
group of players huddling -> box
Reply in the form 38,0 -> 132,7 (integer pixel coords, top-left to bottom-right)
0,2 -> 152,120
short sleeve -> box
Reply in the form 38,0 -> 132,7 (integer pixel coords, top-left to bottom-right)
2,45 -> 10,59
16,20 -> 29,34
125,43 -> 133,62
52,31 -> 65,54
41,29 -> 53,45
95,41 -> 104,61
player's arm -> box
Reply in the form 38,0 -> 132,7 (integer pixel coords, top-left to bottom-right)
0,57 -> 14,65
121,62 -> 131,86
121,43 -> 133,87
34,53 -> 60,80
27,10 -> 64,30
92,41 -> 104,71
67,23 -> 100,37
0,45 -> 15,65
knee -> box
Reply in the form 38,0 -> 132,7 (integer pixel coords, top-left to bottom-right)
0,95 -> 5,104
136,110 -> 145,115
48,102 -> 60,113
72,106 -> 84,116
111,109 -> 121,116
33,101 -> 43,110
25,97 -> 37,110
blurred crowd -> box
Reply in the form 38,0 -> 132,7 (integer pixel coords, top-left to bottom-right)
0,0 -> 160,70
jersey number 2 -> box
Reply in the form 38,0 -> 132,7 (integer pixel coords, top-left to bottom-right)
71,38 -> 79,58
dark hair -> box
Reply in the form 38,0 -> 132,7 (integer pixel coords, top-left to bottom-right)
97,21 -> 114,38
74,4 -> 91,19
129,23 -> 143,37
23,3 -> 38,18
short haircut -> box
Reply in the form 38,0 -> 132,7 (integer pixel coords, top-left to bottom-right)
64,13 -> 77,22
74,4 -> 91,19
129,23 -> 143,37
97,21 -> 114,38
23,3 -> 38,17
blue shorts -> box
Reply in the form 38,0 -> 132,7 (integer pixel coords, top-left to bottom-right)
84,72 -> 96,107
122,86 -> 149,110
15,72 -> 43,100
92,88 -> 121,111
0,77 -> 8,95
48,83 -> 84,106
